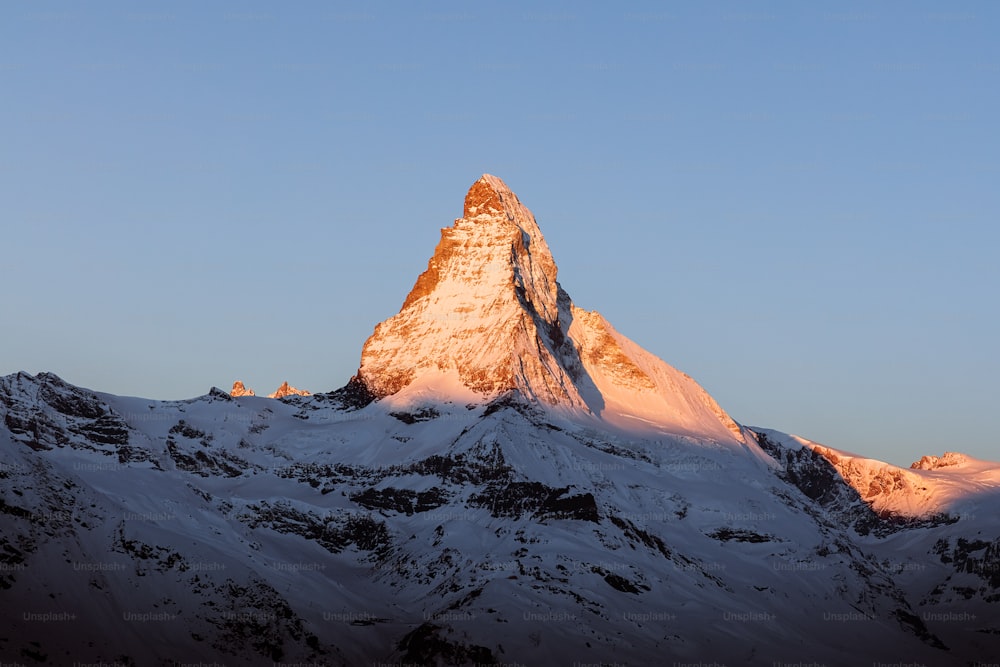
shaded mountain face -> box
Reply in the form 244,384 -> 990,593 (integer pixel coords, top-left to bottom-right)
1,176 -> 999,666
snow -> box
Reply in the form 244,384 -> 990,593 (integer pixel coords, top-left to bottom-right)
2,363 -> 999,665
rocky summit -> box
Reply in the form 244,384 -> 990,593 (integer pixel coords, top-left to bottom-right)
268,382 -> 311,399
229,380 -> 256,397
1,176 -> 998,666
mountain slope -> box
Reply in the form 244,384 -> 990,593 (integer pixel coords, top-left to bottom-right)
2,371 -> 997,665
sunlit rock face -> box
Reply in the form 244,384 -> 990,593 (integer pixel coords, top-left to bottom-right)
268,382 -> 310,399
354,174 -> 743,441
356,174 -> 569,403
911,452 -> 969,470
229,380 -> 255,397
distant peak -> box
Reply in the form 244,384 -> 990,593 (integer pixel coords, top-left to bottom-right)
229,380 -> 310,399
230,380 -> 255,397
268,381 -> 311,399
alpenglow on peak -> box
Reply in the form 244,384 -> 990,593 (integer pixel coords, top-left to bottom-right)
353,174 -> 743,442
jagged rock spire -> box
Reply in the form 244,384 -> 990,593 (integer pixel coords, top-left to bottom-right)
230,381 -> 255,397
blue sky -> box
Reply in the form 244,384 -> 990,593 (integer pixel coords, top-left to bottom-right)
2,1 -> 997,466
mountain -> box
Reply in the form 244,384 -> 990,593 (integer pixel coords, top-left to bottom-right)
1,175 -> 998,666
356,174 -> 742,443
229,380 -> 255,397
267,382 -> 311,399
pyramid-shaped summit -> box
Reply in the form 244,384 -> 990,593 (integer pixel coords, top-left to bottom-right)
354,174 -> 743,442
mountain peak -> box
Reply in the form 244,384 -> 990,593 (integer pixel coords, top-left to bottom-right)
354,175 -> 743,441
230,380 -> 255,397
358,174 -> 566,402
268,381 -> 310,399
463,173 -> 526,221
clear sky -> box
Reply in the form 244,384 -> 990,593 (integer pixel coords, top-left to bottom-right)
2,1 -> 997,467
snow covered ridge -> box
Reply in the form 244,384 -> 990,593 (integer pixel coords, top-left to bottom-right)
1,175 -> 999,665
753,430 -> 1000,521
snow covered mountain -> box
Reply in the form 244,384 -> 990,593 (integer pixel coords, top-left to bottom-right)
356,175 -> 741,443
1,175 -> 998,666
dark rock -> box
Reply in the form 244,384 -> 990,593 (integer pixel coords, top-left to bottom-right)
397,622 -> 496,666
470,482 -> 599,523
315,376 -> 376,410
351,487 -> 449,515
708,528 -> 773,543
390,407 -> 440,424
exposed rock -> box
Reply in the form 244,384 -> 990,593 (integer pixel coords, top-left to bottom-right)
230,381 -> 255,397
268,382 -> 310,399
911,452 -> 969,470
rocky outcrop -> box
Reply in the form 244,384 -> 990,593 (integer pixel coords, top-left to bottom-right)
229,381 -> 310,399
911,452 -> 969,470
229,381 -> 255,397
267,382 -> 310,399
